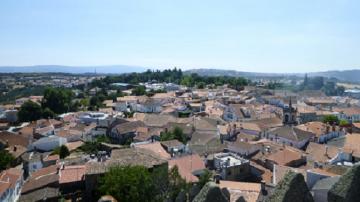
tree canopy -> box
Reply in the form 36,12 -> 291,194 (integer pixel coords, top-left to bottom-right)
89,68 -> 248,90
18,100 -> 42,122
160,127 -> 187,144
99,165 -> 156,202
79,135 -> 110,154
131,85 -> 146,96
0,149 -> 15,171
322,115 -> 339,125
53,145 -> 70,159
42,87 -> 74,114
98,165 -> 191,202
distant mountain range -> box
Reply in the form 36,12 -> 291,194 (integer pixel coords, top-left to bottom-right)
0,65 -> 359,83
185,68 -> 360,83
0,65 -> 147,74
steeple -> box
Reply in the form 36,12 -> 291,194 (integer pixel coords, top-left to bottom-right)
289,96 -> 292,108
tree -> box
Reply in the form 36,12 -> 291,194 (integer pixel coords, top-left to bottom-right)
80,98 -> 89,110
42,87 -> 74,114
266,172 -> 313,202
99,165 -> 156,202
42,108 -> 55,119
131,85 -> 146,96
18,100 -> 42,122
160,127 -> 187,144
173,127 -> 187,144
54,145 -> 70,159
167,166 -> 190,201
79,135 -> 111,154
0,150 -> 14,171
197,82 -> 206,89
89,96 -> 100,108
322,115 -> 339,125
328,164 -> 360,202
339,119 -> 349,127
69,100 -> 80,112
198,169 -> 212,189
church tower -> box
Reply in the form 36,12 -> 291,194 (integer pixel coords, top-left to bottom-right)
283,97 -> 297,125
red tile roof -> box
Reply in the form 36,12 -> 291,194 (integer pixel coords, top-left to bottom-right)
59,165 -> 86,184
31,165 -> 58,179
168,154 -> 205,182
0,131 -> 29,147
0,168 -> 22,195
134,142 -> 171,160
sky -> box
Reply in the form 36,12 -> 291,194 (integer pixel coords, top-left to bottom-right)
0,0 -> 359,73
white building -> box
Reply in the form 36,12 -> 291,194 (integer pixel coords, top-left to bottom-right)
79,112 -> 110,126
29,136 -> 67,152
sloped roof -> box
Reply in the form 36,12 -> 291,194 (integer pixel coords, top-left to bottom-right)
249,117 -> 283,131
297,121 -> 341,137
134,142 -> 171,160
344,133 -> 360,158
59,165 -> 86,184
190,131 -> 218,145
22,173 -> 59,194
219,181 -> 261,202
160,139 -> 184,149
0,131 -> 29,147
273,165 -> 307,185
31,165 -> 58,179
0,168 -> 22,196
312,176 -> 340,191
168,154 -> 205,182
305,142 -> 339,163
19,187 -> 59,202
269,126 -> 314,142
266,148 -> 303,166
109,147 -> 168,168
114,121 -> 145,135
194,117 -> 224,131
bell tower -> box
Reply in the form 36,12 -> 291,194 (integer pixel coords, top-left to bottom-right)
283,97 -> 297,125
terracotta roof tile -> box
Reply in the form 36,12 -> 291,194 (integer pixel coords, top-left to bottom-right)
168,154 -> 205,182
59,165 -> 86,184
0,131 -> 29,147
134,142 -> 171,160
266,148 -> 303,166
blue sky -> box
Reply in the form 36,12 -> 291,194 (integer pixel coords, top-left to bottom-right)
0,0 -> 359,73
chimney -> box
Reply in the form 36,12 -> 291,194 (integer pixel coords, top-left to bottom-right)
325,146 -> 328,156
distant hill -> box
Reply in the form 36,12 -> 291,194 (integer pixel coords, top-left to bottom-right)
1,65 -> 359,83
185,68 -> 287,78
185,68 -> 360,83
0,65 -> 147,74
308,70 -> 360,83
